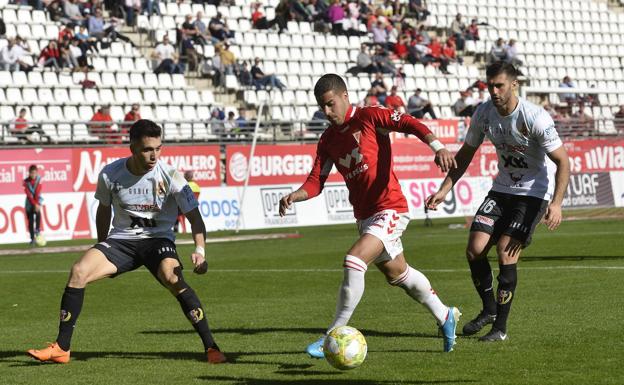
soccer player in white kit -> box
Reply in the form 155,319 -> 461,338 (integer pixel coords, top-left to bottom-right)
27,120 -> 226,364
426,62 -> 570,341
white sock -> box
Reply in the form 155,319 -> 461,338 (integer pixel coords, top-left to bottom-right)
390,266 -> 448,326
326,255 -> 367,334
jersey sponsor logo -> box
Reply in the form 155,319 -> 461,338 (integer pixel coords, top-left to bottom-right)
497,289 -> 513,305
338,148 -> 363,169
125,203 -> 160,212
501,154 -> 529,169
390,110 -> 403,122
474,214 -> 494,227
130,215 -> 157,229
60,310 -> 71,322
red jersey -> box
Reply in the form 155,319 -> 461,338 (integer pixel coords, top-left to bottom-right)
384,95 -> 405,110
23,176 -> 42,208
301,105 -> 432,219
13,117 -> 27,131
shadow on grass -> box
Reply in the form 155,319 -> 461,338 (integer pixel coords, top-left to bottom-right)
197,375 -> 477,384
520,255 -> 624,262
140,327 -> 438,339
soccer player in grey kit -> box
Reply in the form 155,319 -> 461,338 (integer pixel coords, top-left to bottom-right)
28,120 -> 226,363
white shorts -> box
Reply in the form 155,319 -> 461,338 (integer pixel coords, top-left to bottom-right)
356,210 -> 411,264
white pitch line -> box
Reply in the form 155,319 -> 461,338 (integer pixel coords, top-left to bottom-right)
0,266 -> 622,274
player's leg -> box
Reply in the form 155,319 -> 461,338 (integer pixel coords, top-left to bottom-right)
379,253 -> 460,352
462,231 -> 498,335
306,233 -> 385,358
147,241 -> 225,363
34,209 -> 41,236
27,247 -> 118,363
480,195 -> 548,342
463,192 -> 506,336
26,208 -> 35,244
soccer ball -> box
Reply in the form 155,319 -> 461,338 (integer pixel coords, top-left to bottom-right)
323,326 -> 367,370
34,233 -> 46,247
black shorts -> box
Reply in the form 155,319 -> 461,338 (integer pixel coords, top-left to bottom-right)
93,238 -> 182,278
470,191 -> 549,247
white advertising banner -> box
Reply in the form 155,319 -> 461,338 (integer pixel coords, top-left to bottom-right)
610,171 -> 624,207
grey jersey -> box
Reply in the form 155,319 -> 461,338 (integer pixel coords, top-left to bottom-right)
95,158 -> 198,241
465,98 -> 563,200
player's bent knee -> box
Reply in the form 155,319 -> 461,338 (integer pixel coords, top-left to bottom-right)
68,262 -> 91,287
466,246 -> 485,262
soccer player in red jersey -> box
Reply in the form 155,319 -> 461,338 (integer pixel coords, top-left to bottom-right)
279,74 -> 461,355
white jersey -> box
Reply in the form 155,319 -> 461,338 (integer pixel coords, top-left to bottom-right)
465,98 -> 563,200
95,158 -> 198,241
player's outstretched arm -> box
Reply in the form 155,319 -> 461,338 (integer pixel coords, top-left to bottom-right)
279,189 -> 309,217
95,203 -> 112,242
422,133 -> 457,173
544,146 -> 570,230
426,143 -> 478,210
185,208 -> 208,274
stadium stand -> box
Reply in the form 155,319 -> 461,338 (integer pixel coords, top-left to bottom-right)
0,0 -> 623,144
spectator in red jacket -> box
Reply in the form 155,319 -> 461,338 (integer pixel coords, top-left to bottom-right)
23,164 -> 43,246
384,86 -> 406,112
38,40 -> 61,71
89,105 -> 117,144
11,108 -> 52,143
425,37 -> 450,74
121,104 -> 141,140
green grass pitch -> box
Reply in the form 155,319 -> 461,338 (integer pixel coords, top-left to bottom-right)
1,218 -> 623,385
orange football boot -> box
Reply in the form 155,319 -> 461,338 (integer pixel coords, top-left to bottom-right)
206,348 -> 227,364
27,342 -> 70,364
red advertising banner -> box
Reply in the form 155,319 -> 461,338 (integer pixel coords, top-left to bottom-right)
226,144 -> 343,186
390,118 -> 466,144
72,145 -> 221,191
0,148 -> 73,194
0,145 -> 222,194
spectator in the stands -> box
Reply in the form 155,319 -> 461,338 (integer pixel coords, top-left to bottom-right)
75,24 -> 98,56
124,0 -> 141,27
452,89 -> 477,117
347,44 -> 375,75
407,88 -> 437,119
371,44 -> 395,74
219,42 -> 236,76
151,35 -> 183,74
182,14 -> 205,46
63,0 -> 85,25
449,13 -> 465,51
571,103 -> 594,136
473,88 -> 489,106
235,108 -> 248,136
442,37 -> 461,66
425,36 -> 450,74
327,0 -> 345,35
466,18 -> 479,41
224,111 -> 237,137
38,40 -> 61,71
408,0 -> 429,21
614,105 -> 624,133
209,108 -> 225,136
394,33 -> 410,61
89,105 -> 117,143
251,57 -> 286,91
87,8 -> 106,39
58,23 -> 74,45
363,91 -> 379,107
505,39 -> 522,67
179,32 -> 198,73
251,2 -> 269,29
122,104 -> 141,136
271,0 -> 290,34
209,12 -> 234,42
371,20 -> 389,50
10,108 -> 51,144
488,38 -> 507,63
193,12 -> 210,44
237,60 -> 252,87
384,86 -> 405,112
370,72 -> 388,105
0,38 -> 24,71
145,0 -> 161,16
559,75 -> 577,103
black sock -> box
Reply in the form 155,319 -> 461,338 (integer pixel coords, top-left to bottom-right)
468,258 -> 496,315
493,264 -> 518,334
176,288 -> 218,351
56,286 -> 85,351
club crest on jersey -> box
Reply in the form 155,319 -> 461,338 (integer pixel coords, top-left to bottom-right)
352,131 -> 361,143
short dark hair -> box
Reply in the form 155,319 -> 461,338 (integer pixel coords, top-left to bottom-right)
129,119 -> 162,142
486,61 -> 522,81
29,164 -> 37,172
314,74 -> 347,99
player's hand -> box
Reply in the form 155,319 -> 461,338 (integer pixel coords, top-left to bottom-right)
35,204 -> 41,213
425,191 -> 446,210
191,252 -> 208,274
544,203 -> 562,230
279,193 -> 294,217
434,149 -> 457,173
